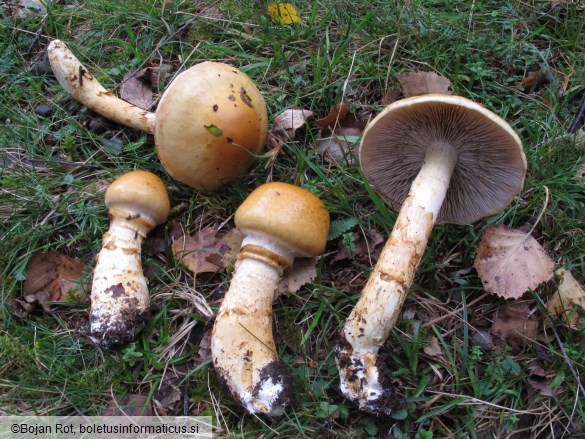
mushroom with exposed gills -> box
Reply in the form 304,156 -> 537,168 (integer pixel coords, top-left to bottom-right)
211,182 -> 330,417
47,40 -> 268,190
336,94 -> 527,414
90,170 -> 170,347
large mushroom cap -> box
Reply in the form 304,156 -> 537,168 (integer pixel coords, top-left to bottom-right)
155,62 -> 268,191
360,94 -> 527,224
235,182 -> 330,257
105,170 -> 170,227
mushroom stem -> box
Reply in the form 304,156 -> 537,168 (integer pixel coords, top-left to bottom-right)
336,142 -> 458,413
47,39 -> 155,134
90,217 -> 150,346
211,236 -> 294,417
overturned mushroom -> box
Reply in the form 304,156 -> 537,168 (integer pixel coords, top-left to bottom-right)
47,40 -> 268,190
90,170 -> 170,346
336,94 -> 527,413
211,182 -> 330,416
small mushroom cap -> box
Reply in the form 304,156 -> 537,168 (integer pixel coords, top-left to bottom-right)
155,62 -> 268,191
105,170 -> 170,227
235,182 -> 330,257
360,94 -> 527,224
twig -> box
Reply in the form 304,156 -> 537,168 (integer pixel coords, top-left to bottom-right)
568,96 -> 585,134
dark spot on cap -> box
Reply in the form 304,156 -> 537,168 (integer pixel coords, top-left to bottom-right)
228,95 -> 236,101
227,137 -> 233,143
213,104 -> 219,111
239,87 -> 253,108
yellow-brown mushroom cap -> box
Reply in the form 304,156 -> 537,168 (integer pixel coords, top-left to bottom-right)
105,170 -> 170,228
155,62 -> 268,191
235,182 -> 330,257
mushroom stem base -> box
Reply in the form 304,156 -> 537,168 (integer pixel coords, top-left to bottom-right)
211,256 -> 294,417
89,220 -> 149,346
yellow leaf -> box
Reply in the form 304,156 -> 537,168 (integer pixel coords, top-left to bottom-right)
268,3 -> 302,24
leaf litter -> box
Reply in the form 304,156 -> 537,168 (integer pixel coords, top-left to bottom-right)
10,251 -> 88,317
474,224 -> 555,299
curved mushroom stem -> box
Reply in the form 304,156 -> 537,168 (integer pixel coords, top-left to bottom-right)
90,216 -> 150,346
211,237 -> 295,417
47,39 -> 156,134
336,142 -> 458,414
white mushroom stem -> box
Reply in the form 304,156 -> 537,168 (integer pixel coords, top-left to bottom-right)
211,234 -> 295,417
90,216 -> 150,346
337,142 -> 458,413
47,39 -> 155,134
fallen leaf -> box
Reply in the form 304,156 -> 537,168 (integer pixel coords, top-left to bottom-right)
275,258 -> 318,297
15,251 -> 87,316
423,335 -> 443,357
514,70 -> 549,90
316,102 -> 351,130
171,223 -> 228,276
396,71 -> 452,97
266,108 -> 313,168
102,393 -> 153,416
474,224 -> 555,299
120,69 -> 154,110
223,228 -> 244,267
315,103 -> 363,165
546,268 -> 585,328
490,301 -> 538,351
267,3 -> 302,24
316,127 -> 361,165
272,108 -> 313,138
527,377 -> 558,399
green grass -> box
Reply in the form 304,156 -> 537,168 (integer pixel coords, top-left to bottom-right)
1,0 -> 584,437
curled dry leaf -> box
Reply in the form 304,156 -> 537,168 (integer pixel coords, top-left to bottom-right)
490,301 -> 538,351
423,335 -> 443,357
275,257 -> 318,298
546,268 -> 585,328
11,252 -> 87,317
120,69 -> 154,111
265,108 -> 313,168
272,108 -> 313,138
474,224 -> 555,299
316,103 -> 363,165
396,71 -> 452,97
514,70 -> 549,90
170,222 -> 228,276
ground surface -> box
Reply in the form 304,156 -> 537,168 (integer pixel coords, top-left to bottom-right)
1,1 -> 584,438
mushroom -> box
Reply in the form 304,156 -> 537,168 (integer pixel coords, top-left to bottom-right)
47,40 -> 268,190
211,182 -> 330,416
336,94 -> 527,413
90,170 -> 170,346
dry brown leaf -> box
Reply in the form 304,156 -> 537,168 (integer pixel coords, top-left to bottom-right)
315,102 -> 363,165
275,258 -> 318,297
171,223 -> 228,276
3,0 -> 47,18
316,102 -> 351,130
490,301 -> 538,351
396,71 -> 452,97
265,108 -> 313,168
272,108 -> 313,138
514,70 -> 549,90
423,335 -> 443,357
474,224 -> 555,299
546,268 -> 585,328
23,252 -> 86,300
223,228 -> 244,267
120,69 -> 154,110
